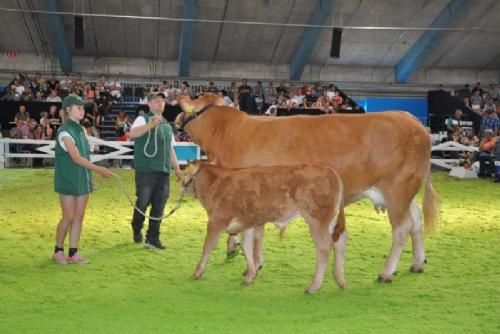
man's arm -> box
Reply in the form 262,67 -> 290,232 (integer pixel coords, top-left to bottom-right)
170,145 -> 183,180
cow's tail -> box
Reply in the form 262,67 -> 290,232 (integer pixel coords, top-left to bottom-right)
278,225 -> 287,240
422,166 -> 440,233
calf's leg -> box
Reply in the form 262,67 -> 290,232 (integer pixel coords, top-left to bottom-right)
193,220 -> 225,279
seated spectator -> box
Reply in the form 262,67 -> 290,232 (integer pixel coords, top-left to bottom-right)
332,89 -> 343,112
84,102 -> 101,127
446,109 -> 464,136
84,84 -> 95,101
14,105 -> 30,123
139,90 -> 148,105
317,90 -> 332,113
303,86 -> 318,108
46,89 -> 62,102
39,111 -> 49,125
1,85 -> 21,101
59,73 -> 71,96
41,118 -> 54,140
13,79 -> 25,95
47,104 -> 60,123
217,91 -> 233,106
108,76 -> 121,100
33,91 -> 44,102
46,73 -> 59,93
275,90 -> 288,107
207,81 -> 218,93
115,111 -> 130,138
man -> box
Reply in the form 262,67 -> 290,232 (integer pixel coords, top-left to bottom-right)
446,109 -> 464,136
129,92 -> 182,249
14,105 -> 30,123
238,79 -> 254,113
480,109 -> 499,138
477,129 -> 496,177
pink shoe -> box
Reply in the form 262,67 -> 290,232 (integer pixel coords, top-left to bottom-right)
66,253 -> 90,264
53,251 -> 67,265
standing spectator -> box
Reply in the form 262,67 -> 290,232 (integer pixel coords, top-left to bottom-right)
264,82 -> 277,108
478,109 -> 500,138
477,129 -> 496,177
254,80 -> 264,113
276,81 -> 288,96
238,79 -> 254,113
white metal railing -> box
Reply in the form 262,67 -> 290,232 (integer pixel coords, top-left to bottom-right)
1,137 -> 479,171
431,141 -> 479,170
0,137 -> 200,168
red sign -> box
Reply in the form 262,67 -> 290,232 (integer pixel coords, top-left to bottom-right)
4,51 -> 18,60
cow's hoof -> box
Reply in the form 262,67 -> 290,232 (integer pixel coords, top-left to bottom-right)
410,265 -> 424,273
377,274 -> 393,283
305,288 -> 319,295
241,279 -> 253,286
334,276 -> 346,290
192,272 -> 203,280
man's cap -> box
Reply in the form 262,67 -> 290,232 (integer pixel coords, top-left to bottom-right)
147,92 -> 166,102
62,95 -> 85,108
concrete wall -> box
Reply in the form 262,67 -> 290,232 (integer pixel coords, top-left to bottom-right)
0,53 -> 498,86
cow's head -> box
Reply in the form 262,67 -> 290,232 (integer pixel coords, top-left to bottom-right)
176,93 -> 225,130
181,160 -> 203,197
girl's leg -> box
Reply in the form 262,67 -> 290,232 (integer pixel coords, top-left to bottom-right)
55,195 -> 76,247
69,195 -> 89,248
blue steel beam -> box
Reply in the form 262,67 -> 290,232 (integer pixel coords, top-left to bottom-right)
396,0 -> 470,83
179,0 -> 197,77
42,0 -> 72,73
290,0 -> 335,80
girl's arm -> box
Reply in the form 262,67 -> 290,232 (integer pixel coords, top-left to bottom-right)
62,137 -> 113,178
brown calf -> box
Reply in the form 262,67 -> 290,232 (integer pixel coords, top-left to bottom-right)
183,162 -> 346,293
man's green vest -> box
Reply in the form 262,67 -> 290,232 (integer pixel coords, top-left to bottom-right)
134,113 -> 172,173
54,120 -> 92,196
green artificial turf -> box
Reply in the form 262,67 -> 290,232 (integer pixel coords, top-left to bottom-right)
0,169 -> 499,333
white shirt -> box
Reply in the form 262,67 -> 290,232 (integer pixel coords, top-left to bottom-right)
131,116 -> 176,147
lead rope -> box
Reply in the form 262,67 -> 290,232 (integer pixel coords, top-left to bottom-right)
93,173 -> 186,221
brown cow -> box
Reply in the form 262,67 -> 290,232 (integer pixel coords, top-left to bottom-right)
183,161 -> 346,293
177,93 -> 439,283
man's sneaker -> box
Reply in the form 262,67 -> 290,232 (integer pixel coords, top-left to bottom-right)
53,251 -> 67,265
144,239 -> 166,250
66,253 -> 90,264
133,231 -> 143,244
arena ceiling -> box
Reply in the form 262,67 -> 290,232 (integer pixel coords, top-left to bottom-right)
0,0 -> 499,78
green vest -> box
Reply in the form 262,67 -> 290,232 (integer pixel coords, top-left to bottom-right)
54,120 -> 93,196
133,113 -> 172,173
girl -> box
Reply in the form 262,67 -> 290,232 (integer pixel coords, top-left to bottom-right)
53,95 -> 113,264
